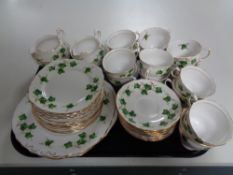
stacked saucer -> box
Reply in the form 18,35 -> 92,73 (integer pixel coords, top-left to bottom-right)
28,59 -> 105,134
116,79 -> 182,141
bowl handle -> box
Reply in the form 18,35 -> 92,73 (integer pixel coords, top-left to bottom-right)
199,47 -> 211,61
187,95 -> 198,107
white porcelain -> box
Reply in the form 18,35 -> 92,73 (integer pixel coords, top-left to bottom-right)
167,40 -> 210,68
30,29 -> 70,65
12,82 -> 117,158
139,27 -> 170,49
71,31 -> 107,65
106,30 -> 138,50
189,100 -> 233,146
139,48 -> 174,81
29,59 -> 104,113
116,79 -> 182,131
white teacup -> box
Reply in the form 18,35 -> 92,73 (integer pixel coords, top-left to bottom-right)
139,48 -> 174,81
70,31 -> 107,66
30,29 -> 70,65
171,66 -> 216,104
139,27 -> 170,50
167,40 -> 210,68
102,48 -> 137,85
180,100 -> 233,151
106,30 -> 139,50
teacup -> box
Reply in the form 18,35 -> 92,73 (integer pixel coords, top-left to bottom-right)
139,48 -> 174,81
106,29 -> 139,51
30,29 -> 70,65
171,66 -> 216,104
139,27 -> 170,50
102,48 -> 138,86
167,40 -> 210,68
179,100 -> 233,151
70,30 -> 107,66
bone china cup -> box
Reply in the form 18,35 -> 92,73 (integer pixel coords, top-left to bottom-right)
106,30 -> 138,50
139,48 -> 174,81
139,27 -> 170,50
179,100 -> 233,151
173,66 -> 216,103
30,29 -> 70,65
167,40 -> 210,68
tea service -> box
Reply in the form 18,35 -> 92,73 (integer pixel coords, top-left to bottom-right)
13,27 -> 233,158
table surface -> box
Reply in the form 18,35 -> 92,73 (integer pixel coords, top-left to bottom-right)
0,0 -> 233,166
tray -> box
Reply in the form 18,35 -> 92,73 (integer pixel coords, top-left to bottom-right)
10,64 -> 207,158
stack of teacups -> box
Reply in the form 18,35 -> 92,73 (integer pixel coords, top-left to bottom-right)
179,100 -> 233,151
116,79 -> 182,141
28,59 -> 105,134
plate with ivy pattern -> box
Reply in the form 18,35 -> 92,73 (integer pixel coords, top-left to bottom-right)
29,59 -> 104,113
12,81 -> 117,158
116,79 -> 182,131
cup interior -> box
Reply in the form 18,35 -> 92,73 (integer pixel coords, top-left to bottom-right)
103,49 -> 136,74
168,40 -> 202,58
37,35 -> 60,52
139,27 -> 170,49
139,48 -> 174,67
106,30 -> 136,49
180,66 -> 215,98
189,100 -> 233,146
72,37 -> 99,56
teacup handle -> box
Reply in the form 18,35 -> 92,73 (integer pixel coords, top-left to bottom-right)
56,28 -> 65,44
187,95 -> 198,107
170,65 -> 181,79
135,31 -> 140,41
164,78 -> 173,87
199,47 -> 211,61
94,30 -> 101,43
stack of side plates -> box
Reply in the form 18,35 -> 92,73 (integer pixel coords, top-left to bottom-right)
28,59 -> 105,134
116,79 -> 182,141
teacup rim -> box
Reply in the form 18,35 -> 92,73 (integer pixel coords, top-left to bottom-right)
102,48 -> 136,75
139,48 -> 174,68
106,29 -> 137,49
180,66 -> 216,98
167,39 -> 202,59
188,100 -> 233,146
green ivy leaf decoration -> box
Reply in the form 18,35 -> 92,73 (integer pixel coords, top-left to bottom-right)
48,96 -> 55,102
45,139 -> 54,147
168,113 -> 176,119
141,89 -> 148,95
163,96 -> 171,102
142,122 -> 150,127
103,98 -> 110,105
120,98 -> 126,105
40,76 -> 48,83
64,141 -> 73,148
53,55 -> 59,60
33,89 -> 42,96
48,103 -> 56,109
179,43 -> 188,50
20,123 -> 28,131
70,61 -> 77,67
122,108 -> 129,115
172,104 -> 178,110
79,132 -> 86,139
84,67 -> 91,73
49,66 -> 55,71
160,121 -> 168,126
129,110 -> 136,117
28,123 -> 37,130
85,94 -> 93,101
60,48 -> 66,53
144,84 -> 152,90
99,115 -> 106,121
128,118 -> 135,123
144,33 -> 149,40
125,89 -> 131,96
39,97 -> 47,104
77,138 -> 86,145
162,109 -> 170,116
89,132 -> 96,139
156,70 -> 163,75
58,68 -> 65,74
25,132 -> 33,139
66,103 -> 74,109
93,77 -> 99,83
18,114 -> 27,121
155,87 -> 162,93
134,83 -> 141,89
191,59 -> 197,65
58,63 -> 66,69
